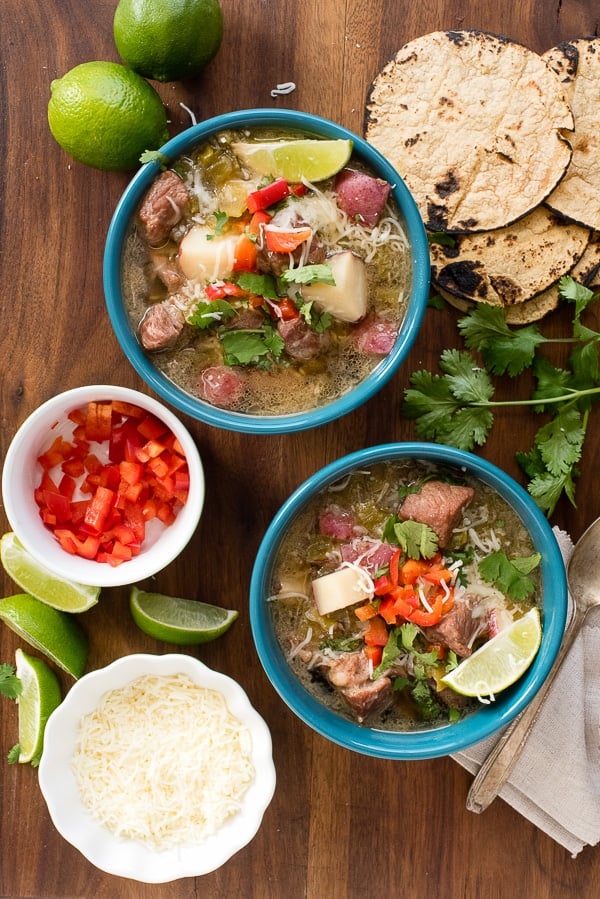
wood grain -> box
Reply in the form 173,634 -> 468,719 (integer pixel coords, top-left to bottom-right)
2,1 -> 600,896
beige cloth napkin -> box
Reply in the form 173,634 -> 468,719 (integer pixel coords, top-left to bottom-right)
452,527 -> 600,857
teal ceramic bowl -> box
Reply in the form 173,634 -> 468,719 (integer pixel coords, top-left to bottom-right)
103,109 -> 430,434
249,443 -> 568,759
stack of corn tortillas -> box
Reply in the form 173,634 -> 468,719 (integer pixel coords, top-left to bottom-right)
365,30 -> 600,322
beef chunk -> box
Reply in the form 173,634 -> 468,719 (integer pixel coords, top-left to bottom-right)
277,317 -> 330,360
138,171 -> 190,246
399,480 -> 474,547
138,302 -> 184,351
319,651 -> 393,722
422,601 -> 484,658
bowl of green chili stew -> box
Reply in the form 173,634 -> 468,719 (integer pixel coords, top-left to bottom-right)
249,442 -> 567,759
103,108 -> 430,434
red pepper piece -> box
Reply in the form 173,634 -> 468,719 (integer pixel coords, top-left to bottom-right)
83,486 -> 117,535
364,615 -> 389,647
233,233 -> 258,272
264,225 -> 312,254
205,280 -> 247,300
246,178 -> 290,213
364,644 -> 383,667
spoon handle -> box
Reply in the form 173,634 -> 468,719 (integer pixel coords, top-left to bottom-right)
465,606 -> 585,814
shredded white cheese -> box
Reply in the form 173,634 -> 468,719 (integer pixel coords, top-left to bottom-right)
72,673 -> 255,850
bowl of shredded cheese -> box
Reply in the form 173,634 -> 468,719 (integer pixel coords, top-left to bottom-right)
38,653 -> 276,882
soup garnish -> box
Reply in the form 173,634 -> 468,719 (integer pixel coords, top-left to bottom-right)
269,461 -> 542,729
122,131 -> 412,415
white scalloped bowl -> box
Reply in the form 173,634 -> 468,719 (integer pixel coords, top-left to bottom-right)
38,654 -> 276,882
1,385 -> 204,587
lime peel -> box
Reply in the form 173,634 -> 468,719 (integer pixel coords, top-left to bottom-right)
130,587 -> 238,644
1,532 -> 100,613
441,607 -> 542,698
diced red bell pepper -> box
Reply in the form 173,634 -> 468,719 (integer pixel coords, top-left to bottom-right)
246,178 -> 290,213
248,210 -> 272,236
233,233 -> 258,272
364,615 -> 389,647
364,644 -> 383,667
276,297 -> 300,321
205,280 -> 247,300
354,601 -> 379,621
83,486 -> 117,535
407,593 -> 445,627
264,225 -> 313,254
34,399 -> 190,564
54,529 -> 101,560
137,413 -> 169,441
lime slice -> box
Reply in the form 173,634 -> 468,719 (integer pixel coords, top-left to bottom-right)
14,648 -> 62,765
130,586 -> 238,644
231,139 -> 353,182
441,607 -> 542,698
0,594 -> 88,679
1,533 -> 100,613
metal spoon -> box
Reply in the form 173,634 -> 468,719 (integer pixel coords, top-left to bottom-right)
466,515 -> 600,813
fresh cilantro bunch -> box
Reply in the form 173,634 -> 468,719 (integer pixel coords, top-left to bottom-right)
403,276 -> 600,516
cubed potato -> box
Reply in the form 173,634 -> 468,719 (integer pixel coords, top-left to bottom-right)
312,566 -> 371,615
301,251 -> 368,322
178,225 -> 238,282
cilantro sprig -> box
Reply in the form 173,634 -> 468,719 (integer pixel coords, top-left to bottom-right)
402,277 -> 600,516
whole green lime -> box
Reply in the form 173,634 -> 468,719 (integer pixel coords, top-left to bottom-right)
48,61 -> 169,171
113,0 -> 224,83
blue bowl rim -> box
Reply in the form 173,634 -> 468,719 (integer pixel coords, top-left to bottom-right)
103,108 -> 431,434
249,442 -> 568,759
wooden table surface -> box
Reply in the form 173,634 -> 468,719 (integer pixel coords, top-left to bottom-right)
2,1 -> 600,896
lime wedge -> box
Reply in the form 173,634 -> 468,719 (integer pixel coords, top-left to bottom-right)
130,586 -> 238,644
14,648 -> 62,765
441,607 -> 542,698
231,139 -> 353,182
1,533 -> 100,613
0,594 -> 88,679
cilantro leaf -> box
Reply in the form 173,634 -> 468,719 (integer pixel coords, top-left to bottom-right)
391,520 -> 439,559
139,149 -> 169,168
321,635 -> 361,652
0,663 -> 21,699
297,299 -> 333,332
558,275 -> 597,320
458,306 -> 545,376
279,263 -> 335,286
372,628 -> 402,678
403,358 -> 494,450
188,300 -> 236,330
220,327 -> 284,366
7,744 -> 20,765
534,407 -> 585,477
440,348 -> 495,404
478,550 -> 541,601
213,210 -> 228,236
235,271 -> 280,299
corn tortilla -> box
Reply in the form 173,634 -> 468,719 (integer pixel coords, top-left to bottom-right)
543,38 -> 600,230
437,230 -> 600,322
429,206 -> 589,305
365,30 -> 573,233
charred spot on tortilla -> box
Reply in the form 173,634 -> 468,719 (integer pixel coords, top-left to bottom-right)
435,172 -> 460,199
430,206 -> 590,305
365,30 -> 573,233
544,38 -> 600,230
437,261 -> 484,297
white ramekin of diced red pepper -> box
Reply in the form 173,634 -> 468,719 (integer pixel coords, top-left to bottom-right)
2,385 -> 205,587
